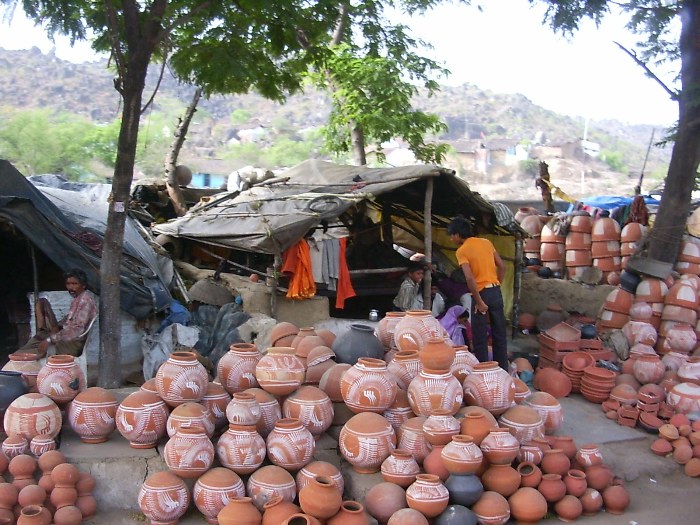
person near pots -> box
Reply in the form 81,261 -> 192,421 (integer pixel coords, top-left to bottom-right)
16,268 -> 98,358
392,261 -> 426,312
447,216 -> 509,371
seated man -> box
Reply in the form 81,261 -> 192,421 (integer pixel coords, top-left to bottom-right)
392,261 -> 425,311
17,268 -> 98,358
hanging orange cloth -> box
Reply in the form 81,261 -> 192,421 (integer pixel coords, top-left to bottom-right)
335,237 -> 356,309
282,239 -> 316,299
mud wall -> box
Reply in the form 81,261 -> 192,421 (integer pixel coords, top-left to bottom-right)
518,272 -> 615,318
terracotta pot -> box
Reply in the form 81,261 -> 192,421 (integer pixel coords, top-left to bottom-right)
575,444 -> 604,468
591,217 -> 621,241
29,436 -> 56,457
569,212 -> 593,233
255,347 -> 305,396
296,461 -> 344,495
632,354 -> 665,385
270,322 -> 299,347
420,338 -> 456,370
667,325 -> 698,354
481,464 -> 521,497
480,428 -> 520,465
422,409 -> 460,446
66,387 -> 118,444
218,496 -> 262,525
340,412 -> 396,473
167,401 -> 215,438
463,361 -> 515,416
537,473 -> 566,503
405,474 -> 449,518
554,494 -> 583,522
17,484 -> 46,507
517,442 -> 544,466
17,505 -> 51,525
440,434 -> 484,475
216,423 -> 266,475
1,353 -> 41,393
217,343 -> 261,395
516,461 -> 542,488
520,214 -> 546,235
332,324 -> 385,365
386,508 -> 429,524
266,418 -> 315,471
407,368 -> 463,416
665,281 -> 699,309
459,411 -> 493,446
536,368 -> 572,399
1,434 -> 28,458
304,346 -> 336,385
76,494 -> 97,519
200,383 -> 231,430
298,476 -> 343,520
115,390 -> 169,449
364,482 -> 408,524
423,444 -> 450,481
318,363 -> 352,403
163,425 -> 214,479
540,241 -> 565,262
541,448 -> 571,477
245,388 -> 282,438
397,416 -> 431,466
540,223 -> 566,243
340,358 -> 398,414
580,487 -> 604,515
387,351 -> 421,390
498,405 -> 545,444
246,465 -> 296,511
226,391 -> 261,426
295,335 -> 327,366
262,495 -> 301,525
585,464 -> 613,491
393,310 -> 449,352
385,389 -> 414,434
471,491 -> 510,525
36,355 -> 85,405
52,505 -> 82,525
138,471 -> 190,525
552,436 -> 577,460
508,487 -> 548,525
155,351 -> 209,407
4,393 -> 64,442
381,449 -> 420,487
444,473 -> 484,507
327,501 -> 371,525
281,514 -> 322,525
283,386 -> 333,439
375,312 -> 406,350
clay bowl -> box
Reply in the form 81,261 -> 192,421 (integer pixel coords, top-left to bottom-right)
591,217 -> 621,241
638,384 -> 665,404
562,352 -> 596,372
650,438 -> 673,456
583,366 -> 617,382
635,278 -> 668,304
620,222 -> 646,243
638,412 -> 664,433
678,240 -> 700,264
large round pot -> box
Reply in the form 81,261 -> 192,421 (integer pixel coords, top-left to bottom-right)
463,362 -> 515,416
407,368 -> 463,416
266,418 -> 315,471
163,426 -> 214,479
393,310 -> 449,352
340,358 -> 398,414
405,474 -> 449,518
217,423 -> 266,475
3,392 -> 62,441
115,390 -> 169,449
193,467 -> 245,524
332,324 -> 385,365
67,387 -> 118,444
217,343 -> 261,395
2,353 -> 41,392
155,351 -> 209,407
339,412 -> 396,474
36,355 -> 86,405
255,348 -> 305,396
283,386 -> 334,439
138,471 -> 190,525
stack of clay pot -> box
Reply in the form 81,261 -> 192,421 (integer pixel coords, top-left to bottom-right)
596,287 -> 633,332
520,215 -> 545,262
649,414 -> 700,477
620,222 -> 647,271
590,217 -> 622,284
635,277 -> 668,332
0,449 -> 96,525
657,278 -> 698,356
676,238 -> 700,276
540,221 -> 566,275
565,211 -> 593,280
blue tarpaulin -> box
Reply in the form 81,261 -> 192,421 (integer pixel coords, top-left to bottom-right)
566,195 -> 660,213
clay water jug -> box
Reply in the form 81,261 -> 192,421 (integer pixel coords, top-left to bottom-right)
381,449 -> 420,487
67,387 -> 118,443
218,496 -> 262,525
463,361 -> 515,416
194,467 -> 246,523
394,310 -> 448,352
217,343 -> 261,394
375,312 -> 406,350
217,423 -> 266,475
255,347 -> 305,396
283,385 -> 334,439
298,476 -> 343,520
332,324 -> 385,364
36,355 -> 85,405
339,412 -> 396,473
459,412 -> 492,446
407,368 -> 463,416
327,501 -> 371,525
340,358 -> 398,414
420,338 -> 456,371
266,418 -> 315,471
200,382 -> 231,430
387,351 -> 421,390
405,474 -> 450,518
163,425 -> 215,479
155,351 -> 208,407
138,471 -> 190,525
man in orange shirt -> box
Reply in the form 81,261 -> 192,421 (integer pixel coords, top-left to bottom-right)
448,216 -> 509,370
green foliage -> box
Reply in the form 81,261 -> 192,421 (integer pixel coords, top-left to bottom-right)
230,109 -> 252,125
519,158 -> 540,178
600,150 -> 628,173
221,134 -> 323,169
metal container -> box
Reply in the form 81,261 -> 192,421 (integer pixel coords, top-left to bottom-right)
368,309 -> 380,322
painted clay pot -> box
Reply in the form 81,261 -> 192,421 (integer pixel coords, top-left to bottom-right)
381,449 -> 421,488
481,464 -> 521,497
29,436 -> 56,456
339,412 -> 396,473
270,322 -> 299,347
498,405 -> 546,444
201,382 -> 231,430
451,346 -> 479,383
304,346 -> 336,385
384,388 -> 414,434
480,428 -> 520,465
327,500 -> 371,525
463,361 -> 515,416
36,355 -> 85,405
216,423 -> 266,475
2,353 -> 40,392
517,442 -> 545,466
226,391 -> 261,426
422,409 -> 460,446
255,347 -> 305,396
155,351 -> 209,407
407,368 -> 463,416
166,401 -> 215,438
387,351 -> 421,390
217,343 -> 261,395
523,391 -> 563,435
341,358 -> 398,414
262,495 -> 301,525
405,474 -> 449,518
164,425 -> 214,478
246,465 -> 297,511
575,444 -> 604,468
115,390 -> 169,449
66,387 -> 118,443
508,487 -> 548,525
332,324 -> 385,365
193,467 -> 245,524
397,416 -> 431,466
138,471 -> 190,525
375,312 -> 406,350
218,496 -> 262,525
667,382 -> 700,414
633,354 -> 665,385
420,338 -> 456,371
3,392 -> 62,441
440,434 -> 484,475
2,435 -> 27,459
266,418 -> 315,471
245,387 -> 282,438
394,310 -> 449,352
298,475 -> 343,520
283,386 -> 334,439
295,461 -> 344,495
471,491 -> 510,525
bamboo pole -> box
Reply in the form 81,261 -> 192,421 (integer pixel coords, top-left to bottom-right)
423,178 -> 434,310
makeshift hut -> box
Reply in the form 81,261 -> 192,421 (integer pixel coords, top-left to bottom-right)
154,159 -> 525,322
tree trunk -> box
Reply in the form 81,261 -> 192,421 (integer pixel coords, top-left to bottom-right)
648,1 -> 700,264
351,121 -> 367,165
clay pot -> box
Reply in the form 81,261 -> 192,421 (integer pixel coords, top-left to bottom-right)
444,473 -> 484,507
339,412 -> 396,473
255,347 -> 306,396
381,449 -> 421,487
407,368 -> 463,416
216,423 -> 266,474
76,494 -> 97,519
517,442 -> 544,466
540,448 -> 571,477
364,482 -> 408,524
245,388 -> 282,438
29,436 -> 56,457
602,483 -> 630,514
0,369 -> 31,413
218,497 -> 262,525
36,355 -> 85,405
217,343 -> 261,395
164,425 -> 214,478
384,389 -> 415,434
459,412 -> 493,446
471,491 -> 510,525
115,390 -> 169,449
536,368 -> 572,398
327,501 -> 371,525
52,505 -> 82,525
481,464 -> 521,497
225,391 -> 261,427
552,436 -> 578,460
633,354 -> 665,385
480,428 -> 520,465
270,322 -> 299,347
341,358 -> 398,414
554,494 -> 583,522
441,434 -> 484,475
167,401 -> 215,438
585,464 -> 613,491
66,387 -> 118,443
375,312 -> 406,350
200,383 -> 232,430
262,495 -> 301,525
9,454 -> 38,488
332,324 -> 385,364
498,405 -> 545,444
422,409 -> 460,446
508,487 -> 548,525
387,351 -> 421,390
155,351 -> 208,407
281,514 -> 322,525
420,338 -> 456,371
304,346 -> 336,385
318,363 -> 352,403
1,434 -> 28,458
17,484 -> 46,508
423,445 -> 450,481
138,471 -> 190,525
463,361 -> 515,416
516,461 -> 542,488
246,465 -> 297,511
266,418 -> 315,471
298,476 -> 343,520
3,395 -> 60,453
296,460 -> 344,495
537,473 -> 566,503
394,310 -> 449,352
17,505 -> 51,525
398,417 -> 431,466
405,474 -> 449,518
295,335 -> 327,365
283,386 -> 334,439
575,444 -> 604,468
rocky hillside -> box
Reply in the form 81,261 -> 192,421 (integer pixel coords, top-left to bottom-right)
0,47 -> 673,200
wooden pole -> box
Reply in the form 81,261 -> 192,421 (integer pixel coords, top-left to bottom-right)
423,178 -> 434,310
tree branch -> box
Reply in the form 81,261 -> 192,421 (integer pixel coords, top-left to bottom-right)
613,41 -> 679,100
157,1 -> 215,42
103,0 -> 127,89
332,4 -> 350,46
141,54 -> 169,114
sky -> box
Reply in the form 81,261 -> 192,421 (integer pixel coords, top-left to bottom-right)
0,1 -> 680,126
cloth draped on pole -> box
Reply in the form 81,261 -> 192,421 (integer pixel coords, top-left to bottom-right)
282,240 -> 317,299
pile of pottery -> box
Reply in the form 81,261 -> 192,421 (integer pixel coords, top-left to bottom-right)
649,414 -> 700,478
0,449 -> 97,525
